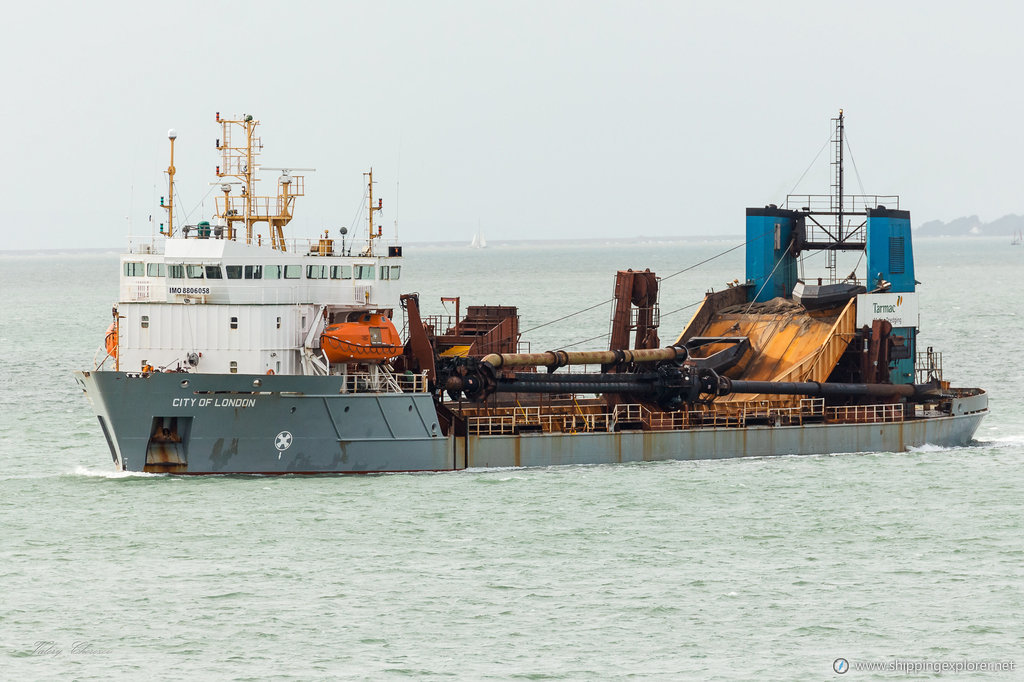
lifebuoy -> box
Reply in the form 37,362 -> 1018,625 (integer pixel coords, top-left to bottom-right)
266,369 -> 275,375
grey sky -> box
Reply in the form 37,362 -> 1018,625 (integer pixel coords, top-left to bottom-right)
3,1 -> 1022,250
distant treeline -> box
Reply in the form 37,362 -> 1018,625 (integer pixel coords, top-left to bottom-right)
916,214 -> 1024,236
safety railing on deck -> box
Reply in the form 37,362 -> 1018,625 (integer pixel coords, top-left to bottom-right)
825,403 -> 904,424
395,372 -> 430,393
784,194 -> 900,214
916,347 -> 943,384
612,403 -> 650,430
467,404 -> 639,436
336,370 -> 428,394
464,396 -> 901,436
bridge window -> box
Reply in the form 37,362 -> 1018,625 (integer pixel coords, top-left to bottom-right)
264,265 -> 281,280
225,265 -> 242,279
330,265 -> 352,280
390,266 -> 401,280
307,265 -> 328,279
124,261 -> 145,277
284,265 -> 301,279
168,264 -> 184,278
186,265 -> 204,279
244,265 -> 262,279
147,263 -> 166,277
379,266 -> 389,280
355,264 -> 375,280
205,265 -> 223,279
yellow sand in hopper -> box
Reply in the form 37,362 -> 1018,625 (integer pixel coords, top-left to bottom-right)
676,289 -> 857,404
439,345 -> 473,358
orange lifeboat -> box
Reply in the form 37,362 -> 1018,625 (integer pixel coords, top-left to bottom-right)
104,323 -> 118,359
321,313 -> 403,363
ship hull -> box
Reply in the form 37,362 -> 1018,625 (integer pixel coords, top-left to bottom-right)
74,371 -> 452,473
75,371 -> 988,474
463,411 -> 985,468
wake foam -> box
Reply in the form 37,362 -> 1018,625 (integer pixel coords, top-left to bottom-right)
67,466 -> 163,479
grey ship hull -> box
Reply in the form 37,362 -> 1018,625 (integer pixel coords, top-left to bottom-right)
75,371 -> 988,474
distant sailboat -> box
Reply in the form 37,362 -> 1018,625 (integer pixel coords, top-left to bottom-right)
1012,229 -> 1022,246
470,229 -> 487,249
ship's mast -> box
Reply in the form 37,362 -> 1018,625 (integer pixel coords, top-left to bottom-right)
163,129 -> 177,238
244,116 -> 255,245
833,109 -> 844,243
784,110 -> 900,281
214,112 -> 308,251
365,168 -> 383,256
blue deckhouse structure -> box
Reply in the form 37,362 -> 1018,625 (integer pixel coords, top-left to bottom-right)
744,111 -> 918,384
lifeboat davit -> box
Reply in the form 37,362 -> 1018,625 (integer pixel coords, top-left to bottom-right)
321,313 -> 403,363
104,323 -> 118,359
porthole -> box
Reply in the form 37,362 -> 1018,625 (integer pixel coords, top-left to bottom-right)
180,380 -> 189,388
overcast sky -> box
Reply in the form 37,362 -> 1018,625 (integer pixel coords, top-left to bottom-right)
3,1 -> 1022,250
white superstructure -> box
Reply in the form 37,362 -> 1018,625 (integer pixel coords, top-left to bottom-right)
102,113 -> 404,378
114,238 -> 402,375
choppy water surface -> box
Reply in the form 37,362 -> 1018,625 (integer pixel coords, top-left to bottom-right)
1,238 -> 1021,680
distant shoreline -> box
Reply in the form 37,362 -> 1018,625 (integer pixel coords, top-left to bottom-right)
0,234 -> 745,255
0,232 -> 1012,255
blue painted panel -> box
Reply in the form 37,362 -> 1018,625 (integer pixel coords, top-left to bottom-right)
866,208 -> 916,383
866,208 -> 915,293
745,208 -> 798,302
890,326 -> 916,385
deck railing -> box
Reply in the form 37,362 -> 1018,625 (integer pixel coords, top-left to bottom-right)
825,403 -> 904,424
335,370 -> 428,394
464,396 -> 902,436
395,372 -> 430,393
915,348 -> 944,384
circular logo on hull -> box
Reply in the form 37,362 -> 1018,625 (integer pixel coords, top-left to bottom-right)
274,431 -> 293,451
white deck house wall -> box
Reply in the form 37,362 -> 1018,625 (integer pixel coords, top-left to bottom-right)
113,238 -> 403,375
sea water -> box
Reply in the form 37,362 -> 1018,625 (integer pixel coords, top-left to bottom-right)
1,237 -> 1021,680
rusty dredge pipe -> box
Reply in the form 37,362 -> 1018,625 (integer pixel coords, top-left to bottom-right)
480,346 -> 687,369
443,346 -> 695,408
440,346 -> 942,410
720,378 -> 922,399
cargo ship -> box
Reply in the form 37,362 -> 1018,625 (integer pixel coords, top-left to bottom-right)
75,111 -> 988,473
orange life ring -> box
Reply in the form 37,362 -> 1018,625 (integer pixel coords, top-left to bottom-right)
266,369 -> 275,375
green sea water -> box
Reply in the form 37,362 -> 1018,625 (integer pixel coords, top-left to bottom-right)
1,237 -> 1021,680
